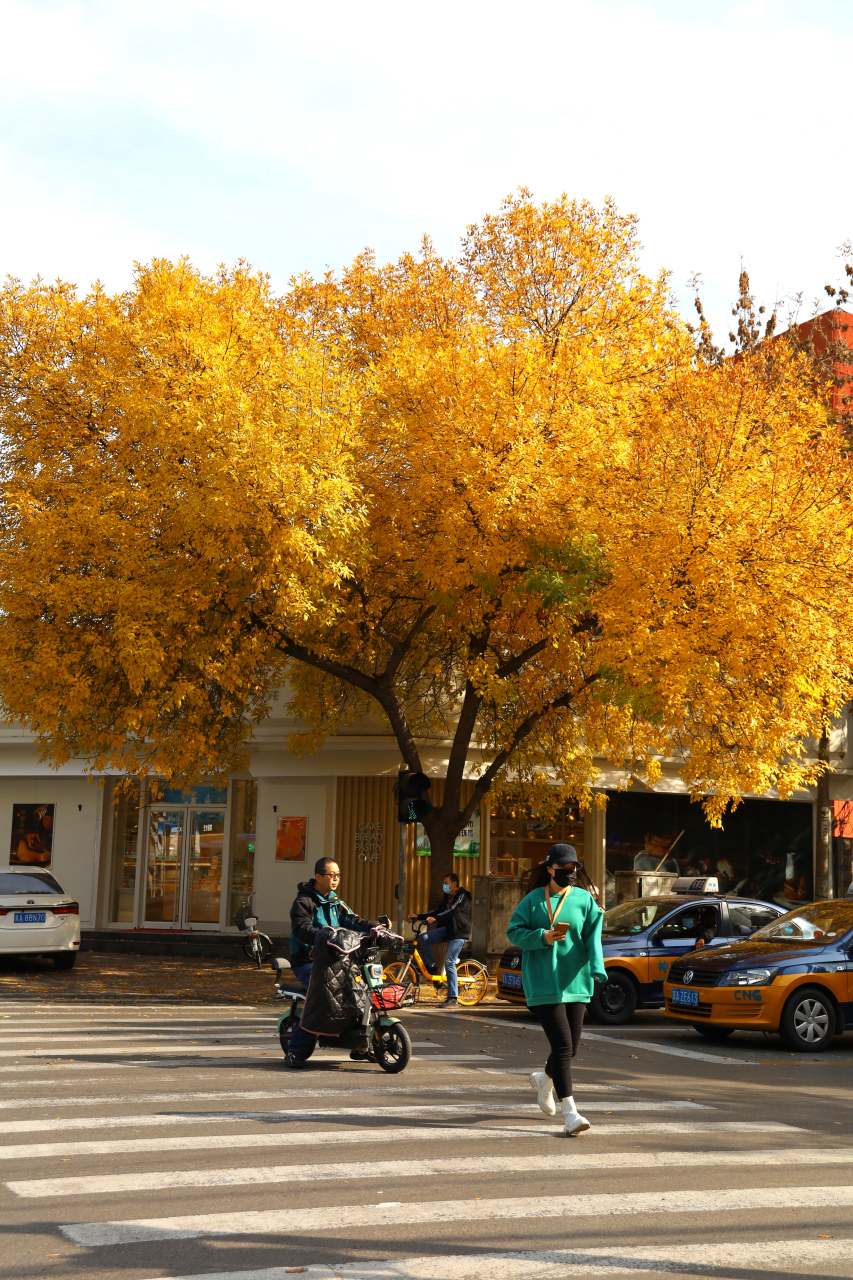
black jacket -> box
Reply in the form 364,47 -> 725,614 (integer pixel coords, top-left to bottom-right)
289,880 -> 372,967
416,887 -> 472,940
300,928 -> 370,1036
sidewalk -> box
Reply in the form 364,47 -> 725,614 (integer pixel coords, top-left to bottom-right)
0,951 -> 505,1005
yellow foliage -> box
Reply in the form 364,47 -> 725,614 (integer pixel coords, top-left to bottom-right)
1,193 -> 851,891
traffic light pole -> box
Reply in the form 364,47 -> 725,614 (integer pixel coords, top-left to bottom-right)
396,821 -> 407,934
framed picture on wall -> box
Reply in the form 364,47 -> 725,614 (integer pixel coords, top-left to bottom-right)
10,804 -> 54,868
275,816 -> 307,862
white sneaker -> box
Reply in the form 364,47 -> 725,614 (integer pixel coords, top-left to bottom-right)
529,1070 -> 557,1116
561,1095 -> 590,1136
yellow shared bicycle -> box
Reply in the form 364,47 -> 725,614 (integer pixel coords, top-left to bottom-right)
381,918 -> 489,1006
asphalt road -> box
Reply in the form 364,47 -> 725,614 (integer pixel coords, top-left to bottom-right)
2,988 -> 853,1280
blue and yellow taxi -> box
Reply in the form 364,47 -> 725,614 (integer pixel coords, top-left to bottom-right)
663,899 -> 853,1051
496,878 -> 785,1023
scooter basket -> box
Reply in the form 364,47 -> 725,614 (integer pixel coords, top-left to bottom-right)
371,982 -> 410,1010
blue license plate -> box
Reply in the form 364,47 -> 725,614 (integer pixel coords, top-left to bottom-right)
501,972 -> 523,989
671,987 -> 699,1007
14,912 -> 46,924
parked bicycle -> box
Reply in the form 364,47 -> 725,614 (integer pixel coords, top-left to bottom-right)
381,918 -> 489,1005
233,893 -> 273,967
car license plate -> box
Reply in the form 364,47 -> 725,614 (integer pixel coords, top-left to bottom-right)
502,972 -> 523,989
671,987 -> 699,1006
14,912 -> 46,924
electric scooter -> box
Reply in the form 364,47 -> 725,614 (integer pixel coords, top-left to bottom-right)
271,922 -> 413,1074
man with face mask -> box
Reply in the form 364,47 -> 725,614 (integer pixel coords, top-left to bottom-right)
408,872 -> 472,1007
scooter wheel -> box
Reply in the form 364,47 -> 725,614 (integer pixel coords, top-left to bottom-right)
373,1022 -> 411,1073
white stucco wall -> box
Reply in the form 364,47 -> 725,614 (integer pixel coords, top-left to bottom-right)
253,778 -> 335,935
0,775 -> 103,925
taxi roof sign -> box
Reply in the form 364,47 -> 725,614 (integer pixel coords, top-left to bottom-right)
672,876 -> 719,894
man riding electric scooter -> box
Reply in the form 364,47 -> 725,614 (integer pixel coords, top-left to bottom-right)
285,857 -> 374,1068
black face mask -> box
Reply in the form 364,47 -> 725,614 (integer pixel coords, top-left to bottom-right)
551,865 -> 576,888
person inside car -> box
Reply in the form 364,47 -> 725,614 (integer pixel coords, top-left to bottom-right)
285,857 -> 373,1068
408,872 -> 472,1008
690,905 -> 718,949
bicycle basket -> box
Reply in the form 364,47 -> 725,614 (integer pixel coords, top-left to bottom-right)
371,982 -> 412,1011
233,906 -> 250,930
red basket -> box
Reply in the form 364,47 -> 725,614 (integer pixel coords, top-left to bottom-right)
371,983 -> 409,1010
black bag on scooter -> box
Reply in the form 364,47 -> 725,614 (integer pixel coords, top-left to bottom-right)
300,928 -> 370,1036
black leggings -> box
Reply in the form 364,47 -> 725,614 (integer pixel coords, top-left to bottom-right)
534,1001 -> 585,1100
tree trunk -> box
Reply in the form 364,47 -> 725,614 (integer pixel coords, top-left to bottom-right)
816,730 -> 834,900
423,821 -> 457,907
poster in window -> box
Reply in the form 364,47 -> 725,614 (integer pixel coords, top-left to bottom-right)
416,811 -> 481,857
10,804 -> 54,868
275,816 -> 307,862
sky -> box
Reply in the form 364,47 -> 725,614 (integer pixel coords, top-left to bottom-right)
1,0 -> 852,340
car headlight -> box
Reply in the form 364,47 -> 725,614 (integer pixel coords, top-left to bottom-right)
718,967 -> 779,987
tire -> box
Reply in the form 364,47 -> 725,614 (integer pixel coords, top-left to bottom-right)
779,985 -> 836,1052
52,953 -> 77,970
691,1024 -> 735,1041
243,933 -> 273,964
278,1012 -> 314,1059
373,1021 -> 412,1073
456,961 -> 489,1006
587,971 -> 637,1025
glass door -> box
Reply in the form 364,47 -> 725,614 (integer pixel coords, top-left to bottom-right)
185,810 -> 224,925
143,807 -> 224,928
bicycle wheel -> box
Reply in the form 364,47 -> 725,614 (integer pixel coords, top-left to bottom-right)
373,1021 -> 412,1073
382,960 -> 415,987
456,960 -> 489,1006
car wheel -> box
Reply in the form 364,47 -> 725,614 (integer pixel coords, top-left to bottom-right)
691,1024 -> 734,1041
588,971 -> 638,1025
779,985 -> 836,1052
53,953 -> 76,970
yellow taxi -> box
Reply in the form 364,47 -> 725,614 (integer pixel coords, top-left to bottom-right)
496,879 -> 783,1023
663,899 -> 853,1051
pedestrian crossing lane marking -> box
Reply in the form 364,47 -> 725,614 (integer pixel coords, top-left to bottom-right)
0,1120 -> 807,1162
11,1145 -> 853,1197
139,1238 -> 853,1279
62,1185 -> 853,1246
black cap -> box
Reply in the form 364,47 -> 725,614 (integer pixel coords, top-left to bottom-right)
545,843 -> 579,866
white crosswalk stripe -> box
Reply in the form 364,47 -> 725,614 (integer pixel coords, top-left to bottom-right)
2,1001 -> 848,1280
12,1145 -> 853,1198
0,1122 -> 803,1163
62,1185 -> 853,1246
144,1239 -> 853,1279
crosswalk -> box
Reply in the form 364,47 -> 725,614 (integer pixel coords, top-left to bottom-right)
0,1001 -> 850,1279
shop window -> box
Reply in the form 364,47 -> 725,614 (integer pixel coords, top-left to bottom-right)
489,803 -> 585,878
228,780 -> 258,926
109,781 -> 140,922
603,792 -> 813,910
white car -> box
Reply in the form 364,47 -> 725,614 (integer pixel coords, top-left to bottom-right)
0,869 -> 81,968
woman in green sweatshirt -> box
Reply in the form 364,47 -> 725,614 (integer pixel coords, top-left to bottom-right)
507,842 -> 606,1135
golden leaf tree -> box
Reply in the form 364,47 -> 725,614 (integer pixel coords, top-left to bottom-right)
2,193 -> 852,901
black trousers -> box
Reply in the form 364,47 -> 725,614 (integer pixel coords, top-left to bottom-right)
533,1001 -> 585,1100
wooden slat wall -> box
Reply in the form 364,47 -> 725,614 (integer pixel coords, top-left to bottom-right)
334,777 -> 490,920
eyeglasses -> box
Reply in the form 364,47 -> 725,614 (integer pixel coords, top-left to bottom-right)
319,871 -> 341,880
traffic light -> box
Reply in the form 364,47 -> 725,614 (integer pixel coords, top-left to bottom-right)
395,770 -> 432,823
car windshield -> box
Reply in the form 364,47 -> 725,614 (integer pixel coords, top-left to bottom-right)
0,872 -> 65,896
602,900 -> 678,934
751,901 -> 853,942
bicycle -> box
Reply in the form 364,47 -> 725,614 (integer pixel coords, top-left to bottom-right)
233,893 -> 273,967
381,918 -> 489,1005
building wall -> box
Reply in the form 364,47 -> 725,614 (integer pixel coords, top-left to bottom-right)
0,774 -> 104,925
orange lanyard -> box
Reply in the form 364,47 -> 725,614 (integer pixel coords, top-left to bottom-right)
545,886 -> 571,930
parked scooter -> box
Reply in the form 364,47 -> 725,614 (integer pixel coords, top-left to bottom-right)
271,922 -> 413,1073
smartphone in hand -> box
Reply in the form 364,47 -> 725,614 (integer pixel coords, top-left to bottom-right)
553,921 -> 569,938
